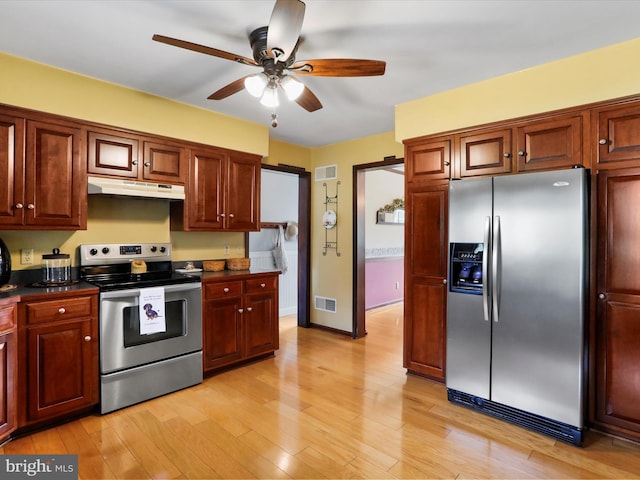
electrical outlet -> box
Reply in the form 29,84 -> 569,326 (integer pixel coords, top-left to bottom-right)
236,245 -> 242,254
224,244 -> 230,255
21,248 -> 34,265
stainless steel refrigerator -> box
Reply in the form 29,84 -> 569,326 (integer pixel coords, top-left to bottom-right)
446,167 -> 587,445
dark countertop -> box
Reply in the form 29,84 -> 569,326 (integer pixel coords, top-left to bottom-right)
196,268 -> 281,282
0,281 -> 99,302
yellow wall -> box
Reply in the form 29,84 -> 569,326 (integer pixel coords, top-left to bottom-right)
396,37 -> 640,141
309,131 -> 404,330
265,139 -> 312,170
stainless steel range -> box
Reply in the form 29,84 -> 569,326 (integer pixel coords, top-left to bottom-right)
80,243 -> 202,414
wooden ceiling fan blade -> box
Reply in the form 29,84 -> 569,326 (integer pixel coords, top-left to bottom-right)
291,59 -> 386,77
153,34 -> 258,66
267,0 -> 305,63
208,76 -> 251,100
295,86 -> 322,112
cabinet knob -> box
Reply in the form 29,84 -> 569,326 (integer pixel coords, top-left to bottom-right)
58,307 -> 66,314
132,160 -> 138,166
599,138 -> 608,145
84,335 -> 92,342
246,307 -> 253,312
443,279 -> 447,285
27,203 -> 35,210
238,308 -> 244,314
229,213 -> 235,218
518,151 -> 526,156
503,153 -> 511,158
260,283 -> 266,288
220,213 -> 225,217
144,162 -> 151,167
444,161 -> 450,166
223,287 -> 230,293
14,203 -> 23,209
598,293 -> 606,299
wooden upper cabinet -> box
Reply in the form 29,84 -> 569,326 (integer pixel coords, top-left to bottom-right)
172,146 -> 260,232
595,102 -> 640,167
459,127 -> 513,178
88,131 -> 139,179
405,137 -> 451,182
88,129 -> 186,184
0,114 -> 25,227
25,119 -> 86,229
516,114 -> 584,172
226,151 -> 260,231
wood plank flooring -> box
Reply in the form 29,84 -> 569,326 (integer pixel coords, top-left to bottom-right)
4,302 -> 640,479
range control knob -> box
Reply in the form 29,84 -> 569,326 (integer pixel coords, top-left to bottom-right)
150,246 -> 157,253
90,248 -> 98,256
102,247 -> 110,255
160,246 -> 166,253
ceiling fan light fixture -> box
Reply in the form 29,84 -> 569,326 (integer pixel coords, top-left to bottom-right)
280,75 -> 304,100
245,73 -> 268,97
260,85 -> 279,108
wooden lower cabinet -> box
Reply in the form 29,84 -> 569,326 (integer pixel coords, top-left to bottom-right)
403,181 -> 448,381
0,298 -> 18,442
593,167 -> 640,442
203,273 -> 279,373
18,292 -> 99,427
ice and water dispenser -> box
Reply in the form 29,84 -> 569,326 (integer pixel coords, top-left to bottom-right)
449,243 -> 483,295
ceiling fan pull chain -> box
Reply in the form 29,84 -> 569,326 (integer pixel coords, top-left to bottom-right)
271,112 -> 278,128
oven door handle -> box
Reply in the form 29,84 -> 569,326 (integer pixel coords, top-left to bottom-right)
99,282 -> 202,299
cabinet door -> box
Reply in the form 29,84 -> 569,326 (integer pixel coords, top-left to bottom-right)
226,152 -> 260,231
244,289 -> 279,358
596,102 -> 640,166
143,141 -> 186,184
459,128 -> 513,177
25,319 -> 97,423
0,114 -> 25,226
594,167 -> 640,441
186,147 -> 226,230
0,330 -> 16,439
405,138 -> 451,182
25,120 -> 86,229
202,296 -> 243,371
404,182 -> 448,381
516,115 -> 583,172
88,130 -> 139,178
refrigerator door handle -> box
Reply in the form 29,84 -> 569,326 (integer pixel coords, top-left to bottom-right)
492,215 -> 501,322
482,216 -> 491,321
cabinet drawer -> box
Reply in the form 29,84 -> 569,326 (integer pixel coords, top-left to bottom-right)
24,296 -> 94,325
204,281 -> 243,299
245,276 -> 277,293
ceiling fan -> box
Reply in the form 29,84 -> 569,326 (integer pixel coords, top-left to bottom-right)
152,0 -> 386,127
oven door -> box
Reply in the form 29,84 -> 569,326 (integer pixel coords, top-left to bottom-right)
99,282 -> 202,374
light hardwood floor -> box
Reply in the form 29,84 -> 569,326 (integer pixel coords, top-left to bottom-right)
3,302 -> 640,479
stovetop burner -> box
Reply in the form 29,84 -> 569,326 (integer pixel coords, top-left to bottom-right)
79,243 -> 201,291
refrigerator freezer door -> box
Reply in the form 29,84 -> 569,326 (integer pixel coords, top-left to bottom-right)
491,168 -> 586,427
446,177 -> 493,398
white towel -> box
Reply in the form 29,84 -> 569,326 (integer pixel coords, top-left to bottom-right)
139,287 -> 166,335
272,225 -> 288,274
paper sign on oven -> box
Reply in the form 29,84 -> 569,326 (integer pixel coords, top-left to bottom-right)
139,287 -> 166,334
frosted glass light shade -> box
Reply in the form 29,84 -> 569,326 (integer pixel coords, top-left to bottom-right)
260,87 -> 279,107
280,75 -> 304,100
245,74 -> 268,97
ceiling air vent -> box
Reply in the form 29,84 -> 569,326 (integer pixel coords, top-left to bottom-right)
314,295 -> 337,313
315,164 -> 337,182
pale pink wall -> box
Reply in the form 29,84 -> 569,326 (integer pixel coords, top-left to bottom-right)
365,258 -> 404,310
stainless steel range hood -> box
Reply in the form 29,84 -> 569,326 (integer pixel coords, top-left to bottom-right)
87,176 -> 185,200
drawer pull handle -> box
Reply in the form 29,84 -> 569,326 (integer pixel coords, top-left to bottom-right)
223,287 -> 230,293
84,336 -> 92,342
58,307 -> 66,314
260,283 -> 266,288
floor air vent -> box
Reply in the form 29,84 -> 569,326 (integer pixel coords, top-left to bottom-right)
314,296 -> 337,313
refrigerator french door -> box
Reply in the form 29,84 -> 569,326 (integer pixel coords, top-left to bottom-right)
446,167 -> 587,445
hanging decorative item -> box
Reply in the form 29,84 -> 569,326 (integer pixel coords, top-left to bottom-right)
322,181 -> 340,256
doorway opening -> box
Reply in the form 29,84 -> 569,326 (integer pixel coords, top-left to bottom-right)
353,158 -> 404,338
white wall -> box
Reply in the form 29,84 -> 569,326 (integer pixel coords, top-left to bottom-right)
365,169 -> 404,257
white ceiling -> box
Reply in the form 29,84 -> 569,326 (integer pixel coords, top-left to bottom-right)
2,0 -> 639,147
